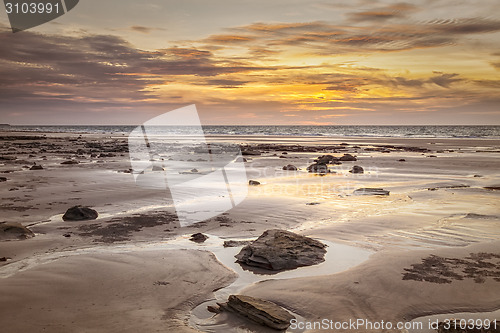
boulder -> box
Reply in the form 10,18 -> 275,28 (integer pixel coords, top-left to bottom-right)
221,295 -> 295,330
353,188 -> 390,196
30,164 -> 43,170
62,206 -> 98,221
307,163 -> 329,173
0,177 -> 7,182
235,229 -> 327,271
0,222 -> 35,240
349,165 -> 364,174
249,180 -> 261,186
339,153 -> 357,161
190,233 -> 208,243
398,159 -> 406,162
282,164 -> 297,171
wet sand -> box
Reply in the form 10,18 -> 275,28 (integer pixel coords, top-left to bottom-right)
1,130 -> 499,332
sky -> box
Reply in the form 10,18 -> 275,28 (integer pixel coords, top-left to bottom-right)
0,0 -> 499,125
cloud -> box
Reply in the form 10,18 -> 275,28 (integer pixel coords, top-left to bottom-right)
347,2 -> 419,22
130,25 -> 160,34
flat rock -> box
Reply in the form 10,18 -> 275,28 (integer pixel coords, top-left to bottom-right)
61,160 -> 79,165
235,229 -> 327,271
62,205 -> 99,221
190,233 -> 208,243
0,222 -> 35,240
242,150 -> 261,156
221,295 -> 295,330
353,188 -> 390,196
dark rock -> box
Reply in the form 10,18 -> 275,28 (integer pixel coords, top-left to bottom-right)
190,168 -> 199,173
221,295 -> 295,330
207,304 -> 222,314
0,156 -> 16,161
242,150 -> 261,156
0,177 -> 7,182
307,163 -> 329,173
0,257 -> 7,261
249,180 -> 261,186
398,159 -> 406,162
61,160 -> 79,165
190,233 -> 208,243
428,155 -> 437,158
30,164 -> 43,170
353,188 -> 390,196
223,240 -> 252,247
282,164 -> 297,171
0,222 -> 35,240
62,206 -> 99,221
235,229 -> 327,271
315,154 -> 337,164
349,165 -> 364,174
99,153 -> 116,158
339,153 -> 356,161
306,202 -> 320,205
281,152 -> 288,155
63,233 -> 71,238
484,186 -> 500,190
473,174 -> 482,178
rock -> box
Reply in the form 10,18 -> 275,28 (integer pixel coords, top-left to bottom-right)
207,304 -> 222,314
306,202 -> 320,205
349,165 -> 364,174
398,159 -> 406,162
223,240 -> 251,248
99,153 -> 115,158
484,186 -> 500,190
353,188 -> 390,196
315,154 -> 337,164
339,153 -> 357,161
190,233 -> 208,243
242,150 -> 261,156
235,157 -> 247,162
63,233 -> 71,238
29,164 -> 43,170
282,164 -> 297,171
428,155 -> 437,158
62,206 -> 98,221
0,177 -> 7,182
61,160 -> 79,165
0,257 -> 7,261
473,174 -> 482,177
0,222 -> 35,240
307,163 -> 329,173
0,156 -> 16,161
221,295 -> 295,330
235,229 -> 327,271
249,180 -> 261,186
190,168 -> 199,173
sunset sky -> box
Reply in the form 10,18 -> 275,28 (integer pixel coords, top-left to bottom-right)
1,0 -> 499,125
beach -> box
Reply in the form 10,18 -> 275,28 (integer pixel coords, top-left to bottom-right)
1,129 -> 499,332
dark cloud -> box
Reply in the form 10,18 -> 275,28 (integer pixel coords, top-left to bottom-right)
429,72 -> 461,88
491,62 -> 500,70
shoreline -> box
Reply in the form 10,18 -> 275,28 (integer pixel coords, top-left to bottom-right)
1,129 -> 499,332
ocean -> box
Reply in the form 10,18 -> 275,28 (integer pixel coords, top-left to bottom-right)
1,125 -> 500,139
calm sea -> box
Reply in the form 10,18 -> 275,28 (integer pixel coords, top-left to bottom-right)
2,125 -> 500,139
